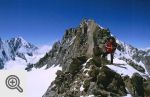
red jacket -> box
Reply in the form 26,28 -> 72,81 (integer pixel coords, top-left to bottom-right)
105,41 -> 116,53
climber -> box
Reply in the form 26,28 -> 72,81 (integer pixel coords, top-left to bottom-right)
102,37 -> 117,64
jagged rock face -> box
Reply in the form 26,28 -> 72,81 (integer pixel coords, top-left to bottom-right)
8,37 -> 37,52
132,50 -> 150,74
123,74 -> 148,97
144,80 -> 150,96
35,20 -> 111,71
142,56 -> 150,74
131,73 -> 144,97
0,37 -> 37,69
34,19 -> 150,74
43,58 -> 127,97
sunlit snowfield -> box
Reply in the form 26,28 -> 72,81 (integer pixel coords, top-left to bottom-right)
27,65 -> 61,97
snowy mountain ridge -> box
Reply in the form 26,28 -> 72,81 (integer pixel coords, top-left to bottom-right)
114,38 -> 150,76
0,37 -> 51,69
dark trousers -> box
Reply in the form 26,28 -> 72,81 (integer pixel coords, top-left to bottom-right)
102,52 -> 114,64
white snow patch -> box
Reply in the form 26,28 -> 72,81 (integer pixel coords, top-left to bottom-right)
83,58 -> 92,66
27,65 -> 61,97
70,36 -> 76,45
80,95 -> 94,97
17,36 -> 28,45
122,94 -> 132,97
4,57 -> 27,70
3,64 -> 61,97
138,61 -> 149,75
80,85 -> 84,91
107,58 -> 147,77
82,58 -> 92,76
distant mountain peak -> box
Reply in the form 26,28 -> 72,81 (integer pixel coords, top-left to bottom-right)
15,36 -> 26,41
9,36 -> 28,45
0,36 -> 38,69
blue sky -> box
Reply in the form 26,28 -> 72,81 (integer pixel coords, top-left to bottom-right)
0,0 -> 150,48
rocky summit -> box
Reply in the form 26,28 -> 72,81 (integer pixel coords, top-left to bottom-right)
34,19 -> 111,71
32,19 -> 150,97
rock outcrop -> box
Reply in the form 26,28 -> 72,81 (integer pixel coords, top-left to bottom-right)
33,19 -> 150,97
43,58 -> 127,97
34,19 -> 111,72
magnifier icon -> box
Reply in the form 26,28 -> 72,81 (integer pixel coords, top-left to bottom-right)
5,75 -> 23,93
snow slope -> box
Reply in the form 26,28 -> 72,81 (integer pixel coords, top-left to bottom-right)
0,44 -> 54,97
107,58 -> 148,77
1,44 -> 60,97
27,65 -> 61,97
